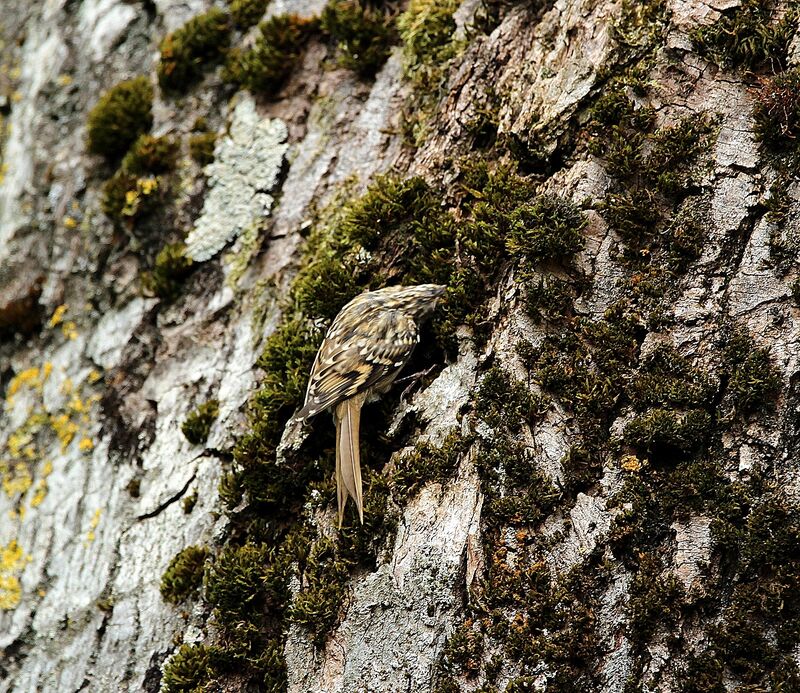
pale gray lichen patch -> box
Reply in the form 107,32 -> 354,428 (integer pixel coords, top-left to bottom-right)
185,95 -> 288,262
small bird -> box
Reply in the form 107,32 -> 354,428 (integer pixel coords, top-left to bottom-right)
296,284 -> 446,527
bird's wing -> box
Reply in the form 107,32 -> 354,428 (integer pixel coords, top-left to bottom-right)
296,308 -> 418,421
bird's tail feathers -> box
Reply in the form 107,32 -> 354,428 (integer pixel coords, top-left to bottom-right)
335,396 -> 365,527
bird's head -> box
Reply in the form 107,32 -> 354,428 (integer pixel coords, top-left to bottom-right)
368,284 -> 446,319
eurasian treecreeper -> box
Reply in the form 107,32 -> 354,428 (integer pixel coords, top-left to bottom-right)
296,284 -> 446,527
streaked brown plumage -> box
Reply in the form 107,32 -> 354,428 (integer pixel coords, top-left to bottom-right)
296,284 -> 446,526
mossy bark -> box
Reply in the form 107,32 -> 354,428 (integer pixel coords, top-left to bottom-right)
1,0 -> 799,692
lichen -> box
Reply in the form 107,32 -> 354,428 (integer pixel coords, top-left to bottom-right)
157,8 -> 232,94
86,76 -> 153,160
160,546 -> 209,603
181,400 -> 220,446
184,97 -> 288,262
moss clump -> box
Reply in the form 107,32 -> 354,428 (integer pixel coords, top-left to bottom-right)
102,135 -> 178,227
624,408 -> 712,460
438,621 -> 484,680
157,8 -> 232,93
86,76 -> 153,160
506,195 -> 587,264
392,430 -> 470,501
141,243 -> 194,301
189,132 -> 217,166
626,344 -> 714,411
475,366 -> 543,432
121,134 -> 179,175
160,546 -> 209,603
102,172 -> 162,223
181,399 -> 220,445
398,0 -> 460,87
692,0 -> 798,71
321,0 -> 395,76
753,68 -> 800,150
182,492 -> 198,514
160,644 -> 214,693
589,85 -> 717,264
288,537 -> 350,647
223,15 -> 316,94
627,553 -> 685,643
228,0 -> 268,29
205,543 -> 285,623
722,332 -> 781,416
476,437 -> 561,527
239,318 -> 321,453
398,0 -> 462,142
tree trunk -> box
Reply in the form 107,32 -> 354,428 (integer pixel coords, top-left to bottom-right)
1,0 -> 799,691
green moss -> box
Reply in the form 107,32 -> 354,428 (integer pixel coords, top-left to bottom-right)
600,189 -> 658,245
157,8 -> 232,94
398,0 -> 461,142
753,67 -> 800,150
182,400 -> 220,445
524,275 -> 577,323
182,492 -> 198,514
665,197 -> 708,267
189,132 -> 217,166
438,621 -> 484,680
161,644 -> 215,693
121,134 -> 179,175
627,552 -> 685,643
223,15 -> 316,94
476,437 -> 561,526
228,0 -> 268,29
86,76 -> 153,160
204,543 -> 286,624
626,344 -> 714,410
141,243 -> 194,301
398,0 -> 460,85
692,0 -> 798,71
288,537 -> 349,647
160,546 -> 209,603
321,0 -> 395,76
722,332 -> 781,416
475,366 -> 543,432
484,554 -> 608,690
623,408 -> 712,460
505,195 -> 587,264
392,430 -> 470,501
102,172 -> 163,224
645,114 -> 716,195
337,469 -> 397,563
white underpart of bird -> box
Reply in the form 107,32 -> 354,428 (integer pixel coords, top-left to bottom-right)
296,284 -> 446,527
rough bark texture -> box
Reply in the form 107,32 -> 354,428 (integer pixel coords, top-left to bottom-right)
1,0 -> 799,692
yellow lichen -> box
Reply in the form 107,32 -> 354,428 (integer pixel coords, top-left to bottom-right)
78,437 -> 94,452
621,454 -> 643,472
62,321 -> 78,340
6,367 -> 41,400
48,304 -> 68,328
0,540 -> 30,611
86,508 -> 103,544
63,216 -> 78,229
